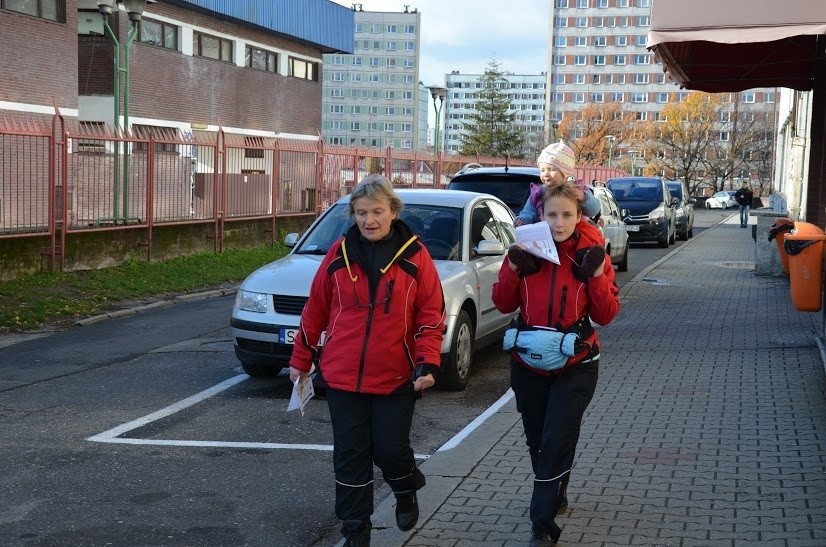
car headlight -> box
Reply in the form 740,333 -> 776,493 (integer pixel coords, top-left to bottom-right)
235,290 -> 269,313
649,205 -> 665,222
675,208 -> 685,218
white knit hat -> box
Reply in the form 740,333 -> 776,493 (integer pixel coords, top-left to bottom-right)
537,140 -> 576,176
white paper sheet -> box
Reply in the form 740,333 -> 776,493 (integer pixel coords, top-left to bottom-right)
515,222 -> 560,264
287,372 -> 315,416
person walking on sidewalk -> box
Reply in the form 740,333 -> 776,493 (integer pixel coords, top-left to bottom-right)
290,175 -> 445,547
513,140 -> 601,228
493,182 -> 620,545
734,180 -> 754,228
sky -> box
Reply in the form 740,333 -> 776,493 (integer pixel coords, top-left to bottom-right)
330,0 -> 551,90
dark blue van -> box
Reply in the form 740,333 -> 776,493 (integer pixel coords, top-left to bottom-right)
605,176 -> 678,248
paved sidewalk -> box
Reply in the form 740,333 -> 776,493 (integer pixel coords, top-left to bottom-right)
368,216 -> 826,546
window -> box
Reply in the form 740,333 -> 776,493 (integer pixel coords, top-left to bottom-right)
552,92 -> 564,102
350,122 -> 360,130
615,54 -> 626,65
576,17 -> 587,27
742,91 -> 756,103
330,121 -> 344,130
596,0 -> 608,6
592,74 -> 600,84
633,73 -> 649,84
632,92 -> 648,103
402,91 -> 413,100
633,54 -> 650,64
75,121 -> 106,154
352,56 -> 363,65
657,92 -> 669,103
611,92 -> 624,102
593,17 -> 603,27
575,36 -> 587,46
593,55 -> 606,65
403,58 -> 414,68
636,15 -> 650,27
245,45 -> 276,72
719,111 -> 731,123
554,36 -> 567,47
244,136 -> 265,158
330,105 -> 344,114
368,73 -> 380,83
351,73 -> 363,82
387,24 -> 397,33
591,92 -> 604,103
574,74 -> 585,84
387,41 -> 397,51
616,74 -> 626,84
404,24 -> 415,33
576,0 -> 588,6
139,18 -> 178,50
553,74 -> 566,84
385,57 -> 396,67
555,0 -> 568,6
330,72 -> 343,81
593,36 -> 607,47
575,55 -> 586,65
719,131 -> 730,141
636,0 -> 651,6
401,123 -> 412,132
330,88 -> 343,98
617,0 -> 629,5
616,35 -> 627,46
553,55 -> 566,66
384,123 -> 395,132
385,91 -> 396,99
289,57 -> 319,81
386,107 -> 396,115
329,55 -> 344,65
635,35 -> 647,46
573,93 -> 585,103
764,91 -> 776,103
1,0 -> 64,21
554,17 -> 567,27
369,57 -> 380,66
132,124 -> 179,153
193,31 -> 232,62
635,111 -> 647,121
618,16 -> 628,27
405,41 -> 415,51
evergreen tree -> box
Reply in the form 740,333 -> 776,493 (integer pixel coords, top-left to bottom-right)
458,59 -> 525,158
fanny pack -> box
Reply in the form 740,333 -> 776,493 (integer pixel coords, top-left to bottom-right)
502,316 -> 592,372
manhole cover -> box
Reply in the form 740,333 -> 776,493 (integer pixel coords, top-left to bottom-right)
719,261 -> 755,269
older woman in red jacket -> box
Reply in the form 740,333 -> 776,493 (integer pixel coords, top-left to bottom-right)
493,181 -> 620,546
290,175 -> 445,547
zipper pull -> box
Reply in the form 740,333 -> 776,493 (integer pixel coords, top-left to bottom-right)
384,280 -> 394,313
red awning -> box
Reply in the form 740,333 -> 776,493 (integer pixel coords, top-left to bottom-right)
647,0 -> 826,92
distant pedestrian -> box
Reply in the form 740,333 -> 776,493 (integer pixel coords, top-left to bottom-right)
290,174 -> 445,546
734,181 -> 754,228
493,181 -> 620,545
514,140 -> 601,228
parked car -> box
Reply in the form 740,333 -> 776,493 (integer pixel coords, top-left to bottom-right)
666,180 -> 696,240
230,189 -> 518,391
705,190 -> 737,209
605,176 -> 677,248
590,185 -> 630,271
446,165 -> 539,216
448,166 -> 626,267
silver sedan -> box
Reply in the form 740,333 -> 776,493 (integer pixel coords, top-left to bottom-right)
230,189 -> 518,391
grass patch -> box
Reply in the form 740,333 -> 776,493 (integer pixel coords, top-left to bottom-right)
0,244 -> 289,333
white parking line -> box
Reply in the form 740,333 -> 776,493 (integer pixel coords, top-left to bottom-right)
436,388 -> 514,452
87,373 -> 443,459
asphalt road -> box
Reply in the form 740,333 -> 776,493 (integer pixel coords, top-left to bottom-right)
0,207 -> 732,546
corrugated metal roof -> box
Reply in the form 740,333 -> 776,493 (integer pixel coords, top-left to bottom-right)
168,0 -> 354,53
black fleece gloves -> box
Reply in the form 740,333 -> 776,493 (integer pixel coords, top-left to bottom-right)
574,245 -> 606,281
508,245 -> 542,277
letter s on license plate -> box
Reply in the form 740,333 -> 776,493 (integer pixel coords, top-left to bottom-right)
279,328 -> 325,345
626,225 -> 640,232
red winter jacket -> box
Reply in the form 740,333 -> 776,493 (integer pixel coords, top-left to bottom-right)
492,220 -> 620,372
290,221 -> 445,395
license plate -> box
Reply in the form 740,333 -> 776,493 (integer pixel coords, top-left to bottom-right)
279,327 -> 298,345
279,328 -> 325,346
626,225 -> 640,232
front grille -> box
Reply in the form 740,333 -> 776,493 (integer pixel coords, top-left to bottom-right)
273,295 -> 308,315
236,337 -> 294,359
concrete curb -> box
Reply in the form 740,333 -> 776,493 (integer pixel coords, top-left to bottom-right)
74,287 -> 238,326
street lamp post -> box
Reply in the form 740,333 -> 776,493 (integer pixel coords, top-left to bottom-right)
97,0 -> 148,224
427,85 -> 447,155
605,134 -> 615,169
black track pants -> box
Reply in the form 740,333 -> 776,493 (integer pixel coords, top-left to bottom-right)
326,388 -> 424,534
510,359 -> 598,533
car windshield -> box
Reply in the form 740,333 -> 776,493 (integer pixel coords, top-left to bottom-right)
607,180 -> 663,201
667,184 -> 683,199
294,202 -> 464,261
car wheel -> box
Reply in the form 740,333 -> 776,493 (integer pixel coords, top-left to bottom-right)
658,235 -> 669,248
241,361 -> 277,378
668,225 -> 676,245
617,244 -> 629,272
687,224 -> 694,239
678,225 -> 688,241
437,309 -> 474,391
705,202 -> 711,209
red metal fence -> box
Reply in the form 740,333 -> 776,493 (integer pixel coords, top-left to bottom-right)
0,110 -> 625,272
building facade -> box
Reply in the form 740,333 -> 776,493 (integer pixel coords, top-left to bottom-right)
442,71 -> 547,156
1,0 -> 352,140
321,6 -> 426,150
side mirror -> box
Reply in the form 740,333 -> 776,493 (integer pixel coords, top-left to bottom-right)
687,197 -> 697,204
475,240 -> 506,256
671,197 -> 679,207
284,232 -> 299,247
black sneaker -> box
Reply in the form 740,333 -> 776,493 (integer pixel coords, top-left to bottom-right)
395,491 -> 419,531
529,524 -> 561,546
342,526 -> 371,547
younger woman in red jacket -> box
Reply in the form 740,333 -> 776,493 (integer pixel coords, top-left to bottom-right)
493,181 -> 620,545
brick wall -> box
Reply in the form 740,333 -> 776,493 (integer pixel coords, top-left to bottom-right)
0,2 -> 79,108
126,2 -> 323,134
